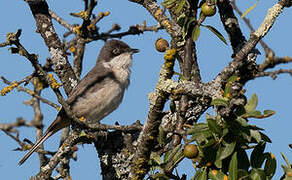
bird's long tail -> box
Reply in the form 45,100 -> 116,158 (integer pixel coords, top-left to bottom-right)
18,112 -> 70,165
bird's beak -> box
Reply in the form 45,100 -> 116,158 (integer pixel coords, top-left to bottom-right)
130,48 -> 140,54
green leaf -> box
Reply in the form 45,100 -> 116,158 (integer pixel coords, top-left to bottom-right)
214,157 -> 222,169
237,169 -> 250,180
192,168 -> 208,180
177,13 -> 186,27
192,170 -> 202,180
211,97 -> 229,107
192,24 -> 200,42
224,76 -> 240,98
183,17 -> 196,39
250,168 -> 267,180
236,117 -> 248,127
222,128 -> 229,137
167,150 -> 185,170
208,169 -> 226,180
243,109 -> 275,119
175,0 -> 186,14
164,144 -> 182,163
150,152 -> 162,165
259,132 -> 272,143
250,129 -> 262,143
196,132 -> 216,148
245,94 -> 258,113
281,152 -> 291,167
187,123 -> 209,135
152,173 -> 170,180
237,149 -> 250,171
241,1 -> 259,18
250,141 -> 266,168
284,171 -> 292,180
229,152 -> 238,180
207,118 -> 222,135
242,110 -> 261,118
264,153 -> 277,178
263,110 -> 276,118
201,24 -> 228,45
227,75 -> 240,83
188,123 -> 216,147
161,0 -> 176,7
219,141 -> 236,160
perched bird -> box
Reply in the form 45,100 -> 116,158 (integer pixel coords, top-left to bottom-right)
19,40 -> 139,165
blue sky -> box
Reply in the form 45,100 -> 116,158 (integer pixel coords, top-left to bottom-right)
0,0 -> 291,179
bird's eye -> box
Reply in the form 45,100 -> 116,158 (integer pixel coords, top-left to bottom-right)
112,48 -> 120,55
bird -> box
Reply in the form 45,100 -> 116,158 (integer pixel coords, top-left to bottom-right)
18,39 -> 139,165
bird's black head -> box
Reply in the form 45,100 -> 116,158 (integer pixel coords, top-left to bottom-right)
97,40 -> 139,63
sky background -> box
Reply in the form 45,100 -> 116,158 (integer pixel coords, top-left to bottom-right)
0,0 -> 291,179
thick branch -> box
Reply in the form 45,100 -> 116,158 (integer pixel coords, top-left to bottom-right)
129,50 -> 176,179
129,0 -> 178,37
26,0 -> 77,95
217,0 -> 246,53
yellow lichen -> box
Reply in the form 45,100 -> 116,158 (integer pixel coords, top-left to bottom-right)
25,88 -> 35,96
69,46 -> 77,54
48,74 -> 61,89
79,116 -> 85,122
73,25 -> 82,35
97,11 -> 110,19
78,11 -> 89,20
192,161 -> 197,168
87,23 -> 97,32
103,11 -> 110,16
154,9 -> 162,19
18,49 -> 25,56
162,20 -> 172,32
172,87 -> 183,96
1,82 -> 19,96
136,170 -> 146,175
6,32 -> 17,44
22,144 -> 32,151
164,48 -> 176,61
284,56 -> 292,62
165,62 -> 174,68
97,12 -> 104,18
56,106 -> 62,111
33,77 -> 44,91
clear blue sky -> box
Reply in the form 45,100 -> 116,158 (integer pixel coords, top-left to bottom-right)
0,0 -> 291,179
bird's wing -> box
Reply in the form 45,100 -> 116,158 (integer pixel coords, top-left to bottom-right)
67,63 -> 114,105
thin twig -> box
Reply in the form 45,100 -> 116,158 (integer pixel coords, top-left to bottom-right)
256,69 -> 292,79
231,0 -> 273,55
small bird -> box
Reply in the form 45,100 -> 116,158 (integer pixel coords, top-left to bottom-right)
18,40 -> 139,165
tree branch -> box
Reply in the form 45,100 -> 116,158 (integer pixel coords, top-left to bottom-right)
26,0 -> 77,95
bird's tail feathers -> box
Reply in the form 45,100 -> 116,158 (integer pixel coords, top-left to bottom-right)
18,115 -> 69,165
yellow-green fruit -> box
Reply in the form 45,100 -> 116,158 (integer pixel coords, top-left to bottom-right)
201,2 -> 216,17
155,38 -> 169,52
183,144 -> 199,159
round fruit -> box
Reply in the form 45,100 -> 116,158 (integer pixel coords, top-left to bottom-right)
155,38 -> 169,52
201,2 -> 216,17
183,144 -> 199,159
